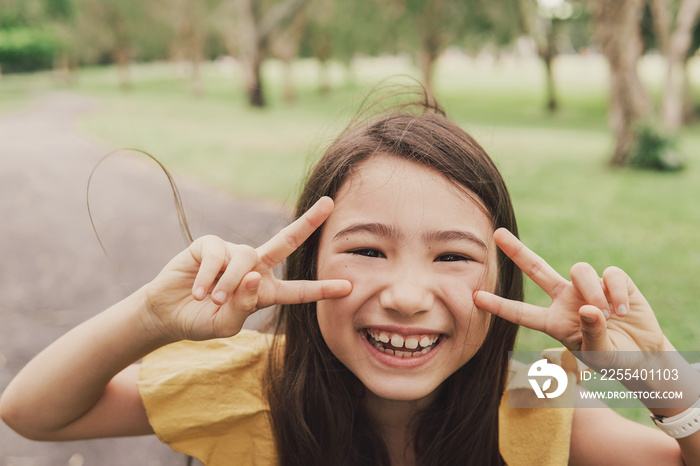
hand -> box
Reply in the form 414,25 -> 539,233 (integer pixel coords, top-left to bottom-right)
474,228 -> 665,356
143,197 -> 352,342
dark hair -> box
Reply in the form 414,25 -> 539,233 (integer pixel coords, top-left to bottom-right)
266,90 -> 522,465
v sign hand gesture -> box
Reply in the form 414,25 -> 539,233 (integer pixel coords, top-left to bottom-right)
474,228 -> 665,356
143,197 -> 352,343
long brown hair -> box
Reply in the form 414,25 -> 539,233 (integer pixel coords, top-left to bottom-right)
266,89 -> 522,465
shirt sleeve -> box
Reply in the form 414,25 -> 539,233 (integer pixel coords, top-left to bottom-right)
498,349 -> 579,466
138,330 -> 278,465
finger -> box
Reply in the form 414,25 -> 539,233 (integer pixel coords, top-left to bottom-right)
226,271 -> 261,315
272,279 -> 352,305
493,228 -> 567,297
210,245 -> 259,305
256,197 -> 334,269
190,236 -> 229,300
602,266 -> 630,317
579,305 -> 610,352
215,272 -> 261,337
570,262 -> 611,318
473,290 -> 547,332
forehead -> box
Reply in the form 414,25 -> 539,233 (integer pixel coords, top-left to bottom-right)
332,154 -> 492,231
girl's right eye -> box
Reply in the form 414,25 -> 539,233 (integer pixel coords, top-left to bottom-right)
349,248 -> 385,258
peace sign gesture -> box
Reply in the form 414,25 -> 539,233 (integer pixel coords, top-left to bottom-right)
474,228 -> 665,356
143,197 -> 352,342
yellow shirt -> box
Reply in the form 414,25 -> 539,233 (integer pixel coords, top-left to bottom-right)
138,330 -> 575,465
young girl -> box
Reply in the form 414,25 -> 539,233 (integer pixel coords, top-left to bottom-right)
1,91 -> 699,466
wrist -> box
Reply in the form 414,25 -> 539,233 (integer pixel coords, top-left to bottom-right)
129,285 -> 180,349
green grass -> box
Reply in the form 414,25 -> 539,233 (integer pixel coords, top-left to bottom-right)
3,54 -> 700,425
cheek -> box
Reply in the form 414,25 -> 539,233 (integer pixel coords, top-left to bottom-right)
440,274 -> 494,345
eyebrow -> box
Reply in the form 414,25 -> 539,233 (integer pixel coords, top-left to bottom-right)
333,222 -> 487,250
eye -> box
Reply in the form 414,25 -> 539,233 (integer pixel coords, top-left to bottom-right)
349,248 -> 385,258
435,253 -> 471,262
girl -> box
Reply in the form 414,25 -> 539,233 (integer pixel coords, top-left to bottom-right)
1,91 -> 699,465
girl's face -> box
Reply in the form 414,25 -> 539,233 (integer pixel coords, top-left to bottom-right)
316,154 -> 498,402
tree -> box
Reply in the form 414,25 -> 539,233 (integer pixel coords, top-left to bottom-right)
270,8 -> 307,102
651,0 -> 700,130
218,0 -> 310,107
76,0 -> 154,90
588,0 -> 651,166
149,0 -> 216,97
517,0 -> 581,112
401,0 -> 470,95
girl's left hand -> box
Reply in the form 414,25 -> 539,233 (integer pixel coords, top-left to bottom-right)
474,228 -> 665,354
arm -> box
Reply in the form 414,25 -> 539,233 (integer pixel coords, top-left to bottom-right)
0,287 -> 161,440
570,403 -> 683,466
0,197 -> 351,441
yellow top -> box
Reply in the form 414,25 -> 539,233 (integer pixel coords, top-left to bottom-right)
138,330 -> 576,465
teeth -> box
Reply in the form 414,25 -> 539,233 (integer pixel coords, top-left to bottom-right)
390,334 -> 404,347
367,329 -> 440,355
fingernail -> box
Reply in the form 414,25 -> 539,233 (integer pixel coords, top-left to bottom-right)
193,286 -> 206,300
582,314 -> 596,322
246,279 -> 259,291
618,305 -> 627,316
603,309 -> 610,319
213,290 -> 228,303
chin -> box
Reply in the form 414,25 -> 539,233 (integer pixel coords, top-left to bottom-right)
363,379 -> 441,403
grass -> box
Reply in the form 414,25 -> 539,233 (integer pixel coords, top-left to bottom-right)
3,54 -> 700,424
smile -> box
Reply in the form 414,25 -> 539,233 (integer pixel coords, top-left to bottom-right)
364,328 -> 442,358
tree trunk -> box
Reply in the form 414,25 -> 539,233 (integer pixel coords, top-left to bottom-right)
681,57 -> 695,123
589,0 -> 650,166
53,56 -> 71,85
661,0 -> 700,130
245,55 -> 265,107
283,57 -> 296,103
542,18 -> 558,113
189,23 -> 204,97
543,54 -> 557,112
318,60 -> 330,95
115,46 -> 131,91
232,0 -> 309,107
515,1 -> 559,112
270,10 -> 307,103
418,48 -> 437,97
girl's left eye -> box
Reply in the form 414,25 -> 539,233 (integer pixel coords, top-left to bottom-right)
435,254 -> 471,262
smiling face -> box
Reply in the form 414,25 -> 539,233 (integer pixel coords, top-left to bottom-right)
316,154 -> 498,402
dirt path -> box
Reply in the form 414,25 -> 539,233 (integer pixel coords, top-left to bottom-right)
0,92 -> 288,465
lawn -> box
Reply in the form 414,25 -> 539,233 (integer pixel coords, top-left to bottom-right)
3,54 -> 699,423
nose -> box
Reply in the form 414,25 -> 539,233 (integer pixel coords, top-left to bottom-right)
378,265 -> 435,318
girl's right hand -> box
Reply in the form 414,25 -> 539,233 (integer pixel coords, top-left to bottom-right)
142,197 -> 351,343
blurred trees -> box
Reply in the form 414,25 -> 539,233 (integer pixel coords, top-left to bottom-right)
651,0 -> 700,130
516,0 -> 586,112
588,0 -> 700,166
1,0 -> 700,168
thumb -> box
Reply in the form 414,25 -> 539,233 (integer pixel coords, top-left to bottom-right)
579,305 -> 610,352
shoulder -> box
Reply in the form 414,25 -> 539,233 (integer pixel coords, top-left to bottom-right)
137,330 -> 280,463
142,329 -> 275,370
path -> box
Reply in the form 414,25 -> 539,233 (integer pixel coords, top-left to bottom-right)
0,92 -> 288,465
